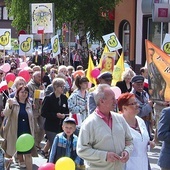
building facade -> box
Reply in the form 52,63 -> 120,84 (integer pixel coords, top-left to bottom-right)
114,0 -> 169,73
0,0 -> 17,38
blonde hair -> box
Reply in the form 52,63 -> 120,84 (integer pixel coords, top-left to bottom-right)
121,68 -> 136,81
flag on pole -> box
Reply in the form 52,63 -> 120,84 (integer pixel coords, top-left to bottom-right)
112,52 -> 125,86
34,90 -> 44,99
86,54 -> 96,86
145,39 -> 170,101
98,45 -> 109,68
0,80 -> 8,92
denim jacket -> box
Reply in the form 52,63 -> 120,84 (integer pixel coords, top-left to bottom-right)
49,132 -> 84,165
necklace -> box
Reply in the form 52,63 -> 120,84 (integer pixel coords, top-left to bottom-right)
130,120 -> 141,133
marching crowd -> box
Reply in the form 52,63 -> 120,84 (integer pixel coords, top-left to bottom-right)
0,53 -> 169,170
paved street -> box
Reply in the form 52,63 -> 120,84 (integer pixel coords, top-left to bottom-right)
149,145 -> 161,170
9,141 -> 162,170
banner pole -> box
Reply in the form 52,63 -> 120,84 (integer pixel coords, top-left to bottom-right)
41,32 -> 44,85
3,46 -> 5,64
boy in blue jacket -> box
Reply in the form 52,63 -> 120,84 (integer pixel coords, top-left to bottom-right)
49,117 -> 84,168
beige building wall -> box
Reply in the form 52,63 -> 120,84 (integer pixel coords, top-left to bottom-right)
114,0 -> 136,62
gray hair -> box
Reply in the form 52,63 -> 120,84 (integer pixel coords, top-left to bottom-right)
93,84 -> 110,106
121,68 -> 136,80
52,77 -> 65,90
33,71 -> 41,78
12,76 -> 26,90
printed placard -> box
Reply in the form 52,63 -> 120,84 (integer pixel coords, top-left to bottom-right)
51,34 -> 60,56
19,34 -> 33,56
102,32 -> 122,51
31,3 -> 54,34
0,29 -> 11,50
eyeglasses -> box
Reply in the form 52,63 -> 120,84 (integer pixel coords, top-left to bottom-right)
104,79 -> 112,82
127,102 -> 138,106
58,86 -> 65,89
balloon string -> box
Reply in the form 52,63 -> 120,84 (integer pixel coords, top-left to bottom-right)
6,151 -> 17,169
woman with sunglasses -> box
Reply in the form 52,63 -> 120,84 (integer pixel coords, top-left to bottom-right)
41,77 -> 69,146
117,92 -> 155,170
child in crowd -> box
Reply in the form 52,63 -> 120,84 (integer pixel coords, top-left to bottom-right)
0,146 -> 12,170
49,117 -> 84,169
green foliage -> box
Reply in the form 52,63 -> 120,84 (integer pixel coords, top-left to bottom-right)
5,0 -> 122,40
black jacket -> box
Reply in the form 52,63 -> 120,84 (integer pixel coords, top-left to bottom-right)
116,80 -> 132,93
41,93 -> 69,133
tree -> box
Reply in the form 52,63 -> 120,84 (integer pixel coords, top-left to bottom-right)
5,0 -> 122,68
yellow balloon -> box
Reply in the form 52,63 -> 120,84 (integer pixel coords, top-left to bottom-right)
55,157 -> 75,170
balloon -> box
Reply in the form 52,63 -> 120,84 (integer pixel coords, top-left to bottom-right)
18,70 -> 30,82
111,86 -> 122,99
38,163 -> 55,170
55,157 -> 75,170
73,70 -> 85,78
124,63 -> 130,69
2,63 -> 11,73
20,62 -> 28,69
91,68 -> 100,78
5,73 -> 16,83
93,56 -> 97,60
16,134 -> 34,152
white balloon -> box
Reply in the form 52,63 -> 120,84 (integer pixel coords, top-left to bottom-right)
111,86 -> 122,99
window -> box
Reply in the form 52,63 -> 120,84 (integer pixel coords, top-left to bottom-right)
147,17 -> 168,47
122,22 -> 130,61
3,7 -> 8,20
0,7 -> 2,20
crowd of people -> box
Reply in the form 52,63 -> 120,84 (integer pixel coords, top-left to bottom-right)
0,50 -> 169,170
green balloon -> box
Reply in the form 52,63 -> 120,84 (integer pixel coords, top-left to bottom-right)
16,134 -> 34,152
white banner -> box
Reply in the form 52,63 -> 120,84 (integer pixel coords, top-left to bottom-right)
51,34 -> 60,56
19,34 -> 33,56
31,3 -> 54,34
102,32 -> 122,51
0,29 -> 11,50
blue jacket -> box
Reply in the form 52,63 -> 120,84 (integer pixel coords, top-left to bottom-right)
157,107 -> 170,168
49,132 -> 84,165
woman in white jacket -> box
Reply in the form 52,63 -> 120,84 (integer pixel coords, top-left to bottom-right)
117,92 -> 155,170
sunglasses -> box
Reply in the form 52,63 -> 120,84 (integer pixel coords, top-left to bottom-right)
0,72 -> 3,75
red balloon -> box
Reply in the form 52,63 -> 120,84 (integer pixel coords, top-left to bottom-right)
5,73 -> 16,83
38,163 -> 55,170
18,70 -> 30,82
91,68 -> 100,78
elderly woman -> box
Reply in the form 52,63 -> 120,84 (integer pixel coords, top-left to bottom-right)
41,77 -> 69,146
68,76 -> 89,124
116,68 -> 135,93
3,86 -> 35,169
117,92 -> 155,170
9,76 -> 26,98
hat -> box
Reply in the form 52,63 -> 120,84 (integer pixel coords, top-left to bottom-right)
63,117 -> 76,124
131,75 -> 144,83
97,72 -> 112,80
